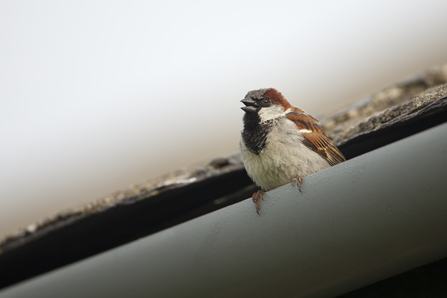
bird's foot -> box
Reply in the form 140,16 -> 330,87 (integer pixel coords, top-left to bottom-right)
252,190 -> 265,215
291,176 -> 304,192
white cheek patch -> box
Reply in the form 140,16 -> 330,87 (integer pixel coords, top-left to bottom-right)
258,105 -> 286,122
300,129 -> 312,133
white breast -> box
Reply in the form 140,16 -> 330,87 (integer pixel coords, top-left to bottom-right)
240,117 -> 330,190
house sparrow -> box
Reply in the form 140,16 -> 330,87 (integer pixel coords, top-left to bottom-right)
239,88 -> 346,214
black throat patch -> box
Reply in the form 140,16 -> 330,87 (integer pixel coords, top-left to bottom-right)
242,113 -> 273,155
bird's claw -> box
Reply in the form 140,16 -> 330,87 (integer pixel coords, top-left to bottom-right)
291,176 -> 304,192
252,190 -> 265,215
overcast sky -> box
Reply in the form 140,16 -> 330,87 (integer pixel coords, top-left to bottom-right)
1,0 -> 447,238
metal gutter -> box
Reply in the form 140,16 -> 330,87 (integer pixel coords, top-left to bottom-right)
1,122 -> 446,298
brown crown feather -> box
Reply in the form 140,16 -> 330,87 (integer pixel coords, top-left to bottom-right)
263,88 -> 293,110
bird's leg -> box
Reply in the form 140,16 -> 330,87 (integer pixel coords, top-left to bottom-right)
252,190 -> 265,215
291,176 -> 304,192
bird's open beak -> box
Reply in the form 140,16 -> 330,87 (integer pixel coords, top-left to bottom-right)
241,97 -> 258,113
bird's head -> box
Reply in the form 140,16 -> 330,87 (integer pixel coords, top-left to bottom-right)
241,88 -> 292,123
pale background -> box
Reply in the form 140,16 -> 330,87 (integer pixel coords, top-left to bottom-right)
1,0 -> 447,239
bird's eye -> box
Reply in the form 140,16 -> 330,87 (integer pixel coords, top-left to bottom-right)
257,97 -> 270,107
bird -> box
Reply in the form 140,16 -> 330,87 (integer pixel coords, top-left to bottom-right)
239,88 -> 346,214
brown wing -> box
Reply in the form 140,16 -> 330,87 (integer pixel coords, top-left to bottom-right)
286,110 -> 346,166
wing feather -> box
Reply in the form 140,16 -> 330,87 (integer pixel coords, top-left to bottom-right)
286,110 -> 346,166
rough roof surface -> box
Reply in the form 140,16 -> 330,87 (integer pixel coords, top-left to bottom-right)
322,64 -> 447,143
